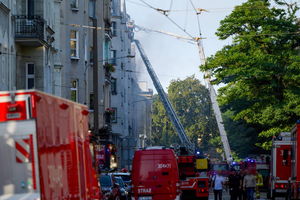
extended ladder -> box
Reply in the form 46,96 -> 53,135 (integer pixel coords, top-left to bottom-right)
134,40 -> 194,153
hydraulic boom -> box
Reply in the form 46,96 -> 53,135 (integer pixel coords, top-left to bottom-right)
134,40 -> 194,153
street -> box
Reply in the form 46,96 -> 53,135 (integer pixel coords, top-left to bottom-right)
207,191 -> 290,200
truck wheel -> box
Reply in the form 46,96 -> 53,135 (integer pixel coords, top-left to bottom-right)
267,190 -> 271,199
272,190 -> 276,200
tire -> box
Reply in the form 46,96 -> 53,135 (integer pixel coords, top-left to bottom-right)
267,190 -> 271,199
272,190 -> 276,200
198,197 -> 209,200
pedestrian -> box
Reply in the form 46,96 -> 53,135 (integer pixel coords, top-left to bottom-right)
239,170 -> 246,200
228,170 -> 241,200
212,170 -> 226,200
243,170 -> 256,200
255,171 -> 263,199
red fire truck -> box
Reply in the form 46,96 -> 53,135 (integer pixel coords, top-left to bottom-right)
0,90 -> 101,200
131,147 -> 180,200
290,121 -> 300,199
178,154 -> 209,200
269,132 -> 292,199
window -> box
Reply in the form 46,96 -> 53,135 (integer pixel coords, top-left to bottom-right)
112,22 -> 117,36
90,46 -> 94,63
111,77 -> 117,95
26,63 -> 35,89
111,107 -> 117,123
88,0 -> 95,18
89,93 -> 94,110
70,30 -> 79,59
111,0 -> 118,16
70,0 -> 78,9
84,33 -> 88,62
282,149 -> 290,166
110,50 -> 116,65
70,80 -> 78,102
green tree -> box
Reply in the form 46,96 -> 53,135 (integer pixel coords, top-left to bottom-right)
200,0 -> 300,149
151,76 -> 221,155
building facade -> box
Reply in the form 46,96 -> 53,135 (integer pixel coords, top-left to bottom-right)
0,0 -> 152,170
110,0 -> 153,169
0,0 -> 112,135
0,1 -> 14,91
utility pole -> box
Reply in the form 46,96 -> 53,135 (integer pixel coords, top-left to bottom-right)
196,39 -> 232,162
92,17 -> 99,138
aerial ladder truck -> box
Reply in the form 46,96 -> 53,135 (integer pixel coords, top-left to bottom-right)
133,24 -> 232,163
134,40 -> 209,200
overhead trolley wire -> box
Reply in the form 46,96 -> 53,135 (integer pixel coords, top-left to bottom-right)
128,0 -> 298,13
188,0 -> 204,37
183,0 -> 189,31
138,0 -> 194,39
169,0 -> 174,13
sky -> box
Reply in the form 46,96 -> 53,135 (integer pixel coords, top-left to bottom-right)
126,0 -> 247,92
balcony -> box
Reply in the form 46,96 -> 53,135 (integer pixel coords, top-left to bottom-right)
14,15 -> 46,46
104,63 -> 116,82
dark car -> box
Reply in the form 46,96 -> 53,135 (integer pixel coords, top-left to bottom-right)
112,172 -> 132,196
114,176 -> 129,200
100,174 -> 121,200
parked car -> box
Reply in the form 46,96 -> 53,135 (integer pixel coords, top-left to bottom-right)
112,172 -> 132,196
100,174 -> 121,200
114,176 -> 129,200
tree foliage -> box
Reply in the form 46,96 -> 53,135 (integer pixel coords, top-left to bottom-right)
151,76 -> 221,155
200,0 -> 300,149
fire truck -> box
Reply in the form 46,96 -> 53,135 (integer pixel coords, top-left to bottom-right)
135,40 -> 209,200
178,152 -> 209,200
0,90 -> 101,200
269,132 -> 292,199
290,121 -> 300,199
131,147 -> 180,200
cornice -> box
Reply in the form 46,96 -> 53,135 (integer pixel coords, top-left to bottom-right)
0,2 -> 10,14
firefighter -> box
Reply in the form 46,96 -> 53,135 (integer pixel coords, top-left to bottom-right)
255,171 -> 263,199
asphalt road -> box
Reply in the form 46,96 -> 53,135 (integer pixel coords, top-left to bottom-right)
208,191 -> 272,200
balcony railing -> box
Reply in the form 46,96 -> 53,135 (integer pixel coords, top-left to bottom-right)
14,15 -> 44,41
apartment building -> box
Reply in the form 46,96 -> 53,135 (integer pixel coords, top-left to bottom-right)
58,0 -> 112,133
133,82 -> 153,149
0,0 -> 58,92
110,0 -> 153,169
0,0 -> 112,136
0,0 -> 152,169
0,1 -> 14,91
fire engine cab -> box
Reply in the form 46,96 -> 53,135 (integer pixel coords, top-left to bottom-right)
269,132 -> 292,199
290,121 -> 300,199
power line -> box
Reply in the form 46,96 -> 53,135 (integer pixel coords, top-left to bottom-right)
127,0 -> 149,8
183,0 -> 189,31
138,0 -> 195,39
169,0 -> 174,13
188,0 -> 203,37
0,50 -> 134,62
128,0 -> 298,13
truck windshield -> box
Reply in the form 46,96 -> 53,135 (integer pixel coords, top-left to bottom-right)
119,175 -> 131,182
213,164 -> 229,171
115,177 -> 125,187
100,175 -> 112,187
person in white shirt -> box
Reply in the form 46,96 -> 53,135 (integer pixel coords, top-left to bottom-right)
212,171 -> 226,200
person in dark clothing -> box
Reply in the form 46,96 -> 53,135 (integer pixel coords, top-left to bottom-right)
228,170 -> 242,200
240,170 -> 247,200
